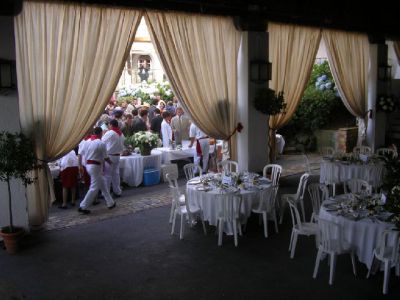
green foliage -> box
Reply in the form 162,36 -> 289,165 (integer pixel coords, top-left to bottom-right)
382,155 -> 400,229
0,131 -> 39,232
254,88 -> 286,116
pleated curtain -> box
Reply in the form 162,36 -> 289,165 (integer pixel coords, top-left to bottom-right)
322,29 -> 369,145
14,1 -> 142,227
268,22 -> 322,161
393,41 -> 400,65
144,11 -> 241,159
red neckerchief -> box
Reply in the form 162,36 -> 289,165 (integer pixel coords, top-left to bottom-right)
111,126 -> 122,136
84,134 -> 91,141
90,135 -> 101,140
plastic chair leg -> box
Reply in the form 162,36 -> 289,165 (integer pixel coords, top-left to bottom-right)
262,212 -> 268,238
383,260 -> 390,294
289,229 -> 294,251
313,248 -> 323,279
171,210 -> 177,235
350,252 -> 357,276
233,221 -> 238,247
218,219 -> 223,246
179,213 -> 185,240
329,254 -> 337,285
290,233 -> 298,259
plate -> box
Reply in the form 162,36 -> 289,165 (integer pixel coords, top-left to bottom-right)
188,180 -> 201,185
196,186 -> 210,191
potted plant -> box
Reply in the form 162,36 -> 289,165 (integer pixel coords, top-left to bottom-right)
124,131 -> 160,156
0,131 -> 39,254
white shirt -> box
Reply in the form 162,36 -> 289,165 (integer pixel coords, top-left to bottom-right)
82,139 -> 108,163
161,120 -> 172,147
59,150 -> 79,171
189,123 -> 207,140
102,130 -> 125,154
78,139 -> 89,166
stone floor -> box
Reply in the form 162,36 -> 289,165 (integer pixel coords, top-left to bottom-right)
46,154 -> 322,231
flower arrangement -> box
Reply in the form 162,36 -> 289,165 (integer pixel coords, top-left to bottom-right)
118,80 -> 174,105
124,131 -> 160,156
377,95 -> 398,113
381,155 -> 400,230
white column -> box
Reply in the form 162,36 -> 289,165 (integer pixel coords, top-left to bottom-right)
366,44 -> 377,149
237,31 -> 269,173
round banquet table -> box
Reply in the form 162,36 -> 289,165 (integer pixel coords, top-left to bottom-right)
319,195 -> 396,268
186,175 -> 272,235
119,150 -> 162,187
320,160 -> 385,189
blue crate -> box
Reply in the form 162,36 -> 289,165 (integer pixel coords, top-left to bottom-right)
143,168 -> 160,186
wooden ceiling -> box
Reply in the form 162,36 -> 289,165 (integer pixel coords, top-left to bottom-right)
1,0 -> 399,39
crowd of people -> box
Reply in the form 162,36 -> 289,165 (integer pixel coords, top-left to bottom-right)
56,94 -> 212,215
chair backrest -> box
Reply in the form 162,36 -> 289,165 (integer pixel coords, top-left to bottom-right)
263,164 -> 282,186
344,179 -> 372,195
318,218 -> 345,252
166,172 -> 179,188
308,183 -> 329,216
183,163 -> 202,180
218,160 -> 238,173
353,146 -> 372,155
296,173 -> 310,200
216,192 -> 242,222
288,199 -> 303,231
255,186 -> 275,213
320,146 -> 335,156
376,147 -> 398,158
376,230 -> 400,262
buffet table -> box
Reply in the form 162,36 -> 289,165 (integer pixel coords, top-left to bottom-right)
119,150 -> 162,187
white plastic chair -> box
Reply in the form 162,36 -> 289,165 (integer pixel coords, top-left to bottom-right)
183,163 -> 202,180
215,192 -> 242,247
287,199 -> 318,259
252,186 -> 278,238
376,147 -> 398,158
313,218 -> 357,285
353,145 -> 372,155
280,173 -> 310,224
343,179 -> 372,195
218,160 -> 238,173
320,146 -> 335,156
166,173 -> 185,223
170,185 -> 207,240
367,229 -> 400,295
262,164 -> 282,186
307,183 -> 329,223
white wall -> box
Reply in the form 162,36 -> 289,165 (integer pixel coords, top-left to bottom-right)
0,16 -> 29,232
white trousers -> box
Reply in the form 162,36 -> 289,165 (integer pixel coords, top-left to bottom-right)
80,164 -> 114,209
104,155 -> 121,195
193,139 -> 210,173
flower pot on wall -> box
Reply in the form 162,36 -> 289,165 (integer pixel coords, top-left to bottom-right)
0,226 -> 24,254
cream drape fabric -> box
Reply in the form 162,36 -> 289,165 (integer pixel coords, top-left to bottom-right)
145,11 -> 241,159
268,22 -> 321,161
14,1 -> 141,227
322,29 -> 369,145
393,41 -> 400,65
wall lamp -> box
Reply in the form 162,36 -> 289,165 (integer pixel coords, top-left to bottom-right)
378,64 -> 392,81
250,60 -> 271,84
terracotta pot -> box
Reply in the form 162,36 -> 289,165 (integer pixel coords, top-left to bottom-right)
0,227 -> 24,254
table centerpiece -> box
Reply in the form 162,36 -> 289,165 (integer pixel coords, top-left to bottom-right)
125,131 -> 160,156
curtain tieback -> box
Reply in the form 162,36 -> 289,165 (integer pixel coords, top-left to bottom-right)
226,123 -> 244,141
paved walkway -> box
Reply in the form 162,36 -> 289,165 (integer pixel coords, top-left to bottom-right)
46,154 -> 322,231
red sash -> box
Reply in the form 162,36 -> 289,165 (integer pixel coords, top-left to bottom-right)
90,135 -> 100,140
111,126 -> 122,136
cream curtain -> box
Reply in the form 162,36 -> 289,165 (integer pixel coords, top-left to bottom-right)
14,1 -> 142,227
393,41 -> 400,65
268,22 -> 322,161
144,11 -> 241,159
322,29 -> 369,145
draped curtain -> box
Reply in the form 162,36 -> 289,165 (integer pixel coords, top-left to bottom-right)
393,41 -> 400,65
268,22 -> 321,161
322,29 -> 369,145
144,11 -> 241,159
14,1 -> 142,227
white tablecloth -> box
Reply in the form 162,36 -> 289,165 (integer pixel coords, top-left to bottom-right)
119,150 -> 162,187
320,160 -> 385,189
319,196 -> 396,268
186,176 -> 271,235
276,134 -> 285,154
155,140 -> 195,164
49,165 -> 60,178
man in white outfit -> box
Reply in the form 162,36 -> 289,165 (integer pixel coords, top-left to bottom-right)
79,127 -> 116,214
189,123 -> 209,173
170,107 -> 191,145
102,119 -> 124,197
161,111 -> 173,148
